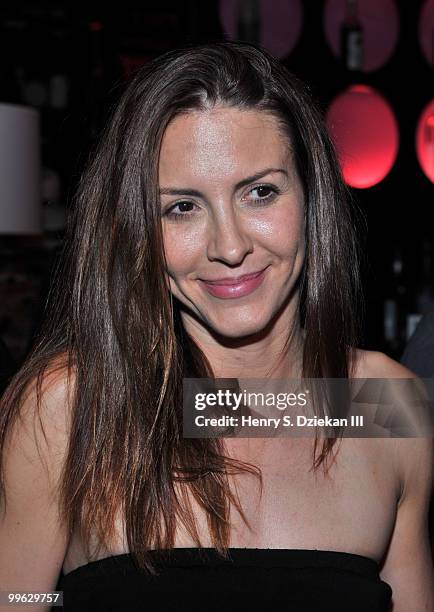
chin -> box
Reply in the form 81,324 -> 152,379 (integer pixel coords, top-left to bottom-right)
176,296 -> 283,341
206,312 -> 273,341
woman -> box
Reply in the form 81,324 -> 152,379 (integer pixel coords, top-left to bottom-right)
0,42 -> 432,611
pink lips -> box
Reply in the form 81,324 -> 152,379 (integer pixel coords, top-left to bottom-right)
199,267 -> 268,299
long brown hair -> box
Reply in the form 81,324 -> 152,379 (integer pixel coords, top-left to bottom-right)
0,42 -> 363,574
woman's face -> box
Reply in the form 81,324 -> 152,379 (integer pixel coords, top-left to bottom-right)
158,106 -> 306,339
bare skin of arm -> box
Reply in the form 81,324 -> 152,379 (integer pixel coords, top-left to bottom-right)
0,366 -> 73,612
381,435 -> 434,611
370,353 -> 434,611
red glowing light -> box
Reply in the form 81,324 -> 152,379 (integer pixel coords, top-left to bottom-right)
325,85 -> 399,189
416,99 -> 434,183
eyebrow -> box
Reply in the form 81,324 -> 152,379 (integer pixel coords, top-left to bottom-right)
159,167 -> 289,197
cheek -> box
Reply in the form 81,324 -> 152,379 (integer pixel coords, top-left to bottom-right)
163,225 -> 204,277
252,204 -> 305,258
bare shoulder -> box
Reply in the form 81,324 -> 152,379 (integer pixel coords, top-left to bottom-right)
21,353 -> 75,437
351,351 -> 434,606
351,348 -> 432,501
0,352 -> 76,598
351,348 -> 418,379
2,352 -> 76,465
4,354 -> 76,475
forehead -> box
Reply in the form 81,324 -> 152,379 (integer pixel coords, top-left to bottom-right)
158,106 -> 293,183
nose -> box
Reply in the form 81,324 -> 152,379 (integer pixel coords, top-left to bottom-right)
206,208 -> 254,265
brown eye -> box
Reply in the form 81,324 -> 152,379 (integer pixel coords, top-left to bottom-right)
176,201 -> 194,213
163,200 -> 198,221
255,186 -> 272,198
249,184 -> 279,202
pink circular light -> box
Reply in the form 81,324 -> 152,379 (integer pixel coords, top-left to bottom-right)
324,0 -> 400,72
326,85 -> 399,189
416,99 -> 434,183
419,0 -> 434,66
219,0 -> 303,59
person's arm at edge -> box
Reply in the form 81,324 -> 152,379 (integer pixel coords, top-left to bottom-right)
370,352 -> 434,611
0,363 -> 73,611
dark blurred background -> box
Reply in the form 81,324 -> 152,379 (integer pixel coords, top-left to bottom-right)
0,0 -> 432,375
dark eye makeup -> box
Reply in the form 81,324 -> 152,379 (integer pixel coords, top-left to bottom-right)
162,183 -> 280,222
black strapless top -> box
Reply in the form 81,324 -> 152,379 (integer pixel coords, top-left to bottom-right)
57,548 -> 392,611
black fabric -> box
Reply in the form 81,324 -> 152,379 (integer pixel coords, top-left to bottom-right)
57,548 -> 392,611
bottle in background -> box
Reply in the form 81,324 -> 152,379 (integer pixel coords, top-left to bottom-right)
237,0 -> 260,45
341,0 -> 363,72
383,248 -> 407,356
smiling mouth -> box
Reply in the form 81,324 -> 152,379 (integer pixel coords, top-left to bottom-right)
198,267 -> 269,299
199,267 -> 268,286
